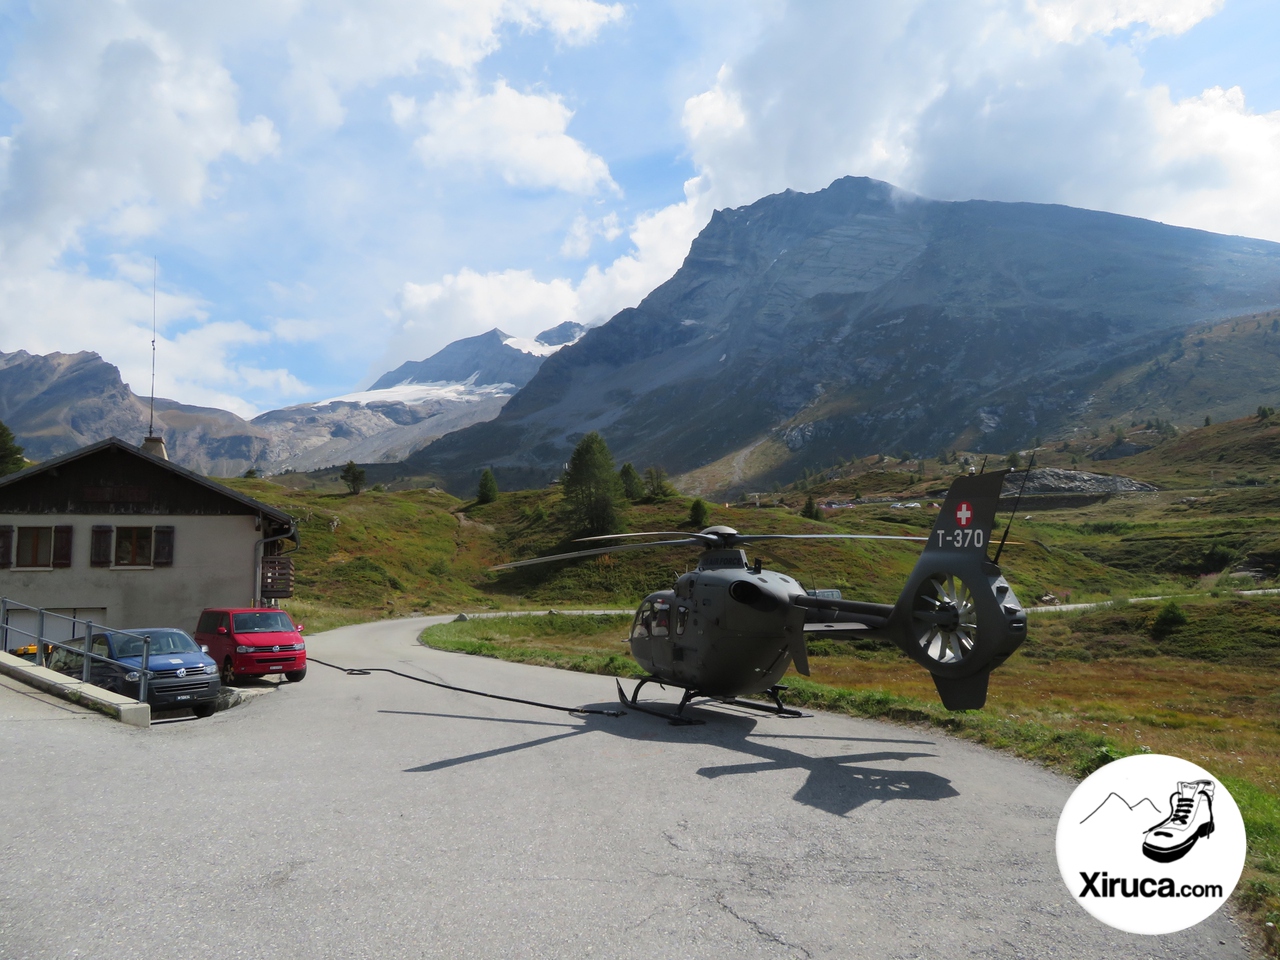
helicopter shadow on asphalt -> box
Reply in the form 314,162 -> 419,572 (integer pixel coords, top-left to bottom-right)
385,702 -> 959,817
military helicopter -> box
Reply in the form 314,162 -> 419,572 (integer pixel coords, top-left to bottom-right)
492,470 -> 1027,722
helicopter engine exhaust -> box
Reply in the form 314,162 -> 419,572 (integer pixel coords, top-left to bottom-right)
884,469 -> 1027,710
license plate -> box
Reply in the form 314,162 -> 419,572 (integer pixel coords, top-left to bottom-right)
269,665 -> 283,670
176,695 -> 191,701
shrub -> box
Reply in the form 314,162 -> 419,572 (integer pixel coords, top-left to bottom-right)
1150,600 -> 1188,640
689,498 -> 710,528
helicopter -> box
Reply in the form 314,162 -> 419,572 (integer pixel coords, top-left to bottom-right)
492,469 -> 1027,722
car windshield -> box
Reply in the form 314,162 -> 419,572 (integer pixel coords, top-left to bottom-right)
113,629 -> 200,658
232,611 -> 295,634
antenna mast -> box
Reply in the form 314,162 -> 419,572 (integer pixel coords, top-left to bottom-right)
149,257 -> 157,436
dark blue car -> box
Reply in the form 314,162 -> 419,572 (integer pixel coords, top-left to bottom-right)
47,627 -> 222,718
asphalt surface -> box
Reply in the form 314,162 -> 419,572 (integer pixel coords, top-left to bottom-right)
0,617 -> 1254,959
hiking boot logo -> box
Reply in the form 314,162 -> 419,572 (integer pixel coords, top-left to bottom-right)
1142,780 -> 1214,863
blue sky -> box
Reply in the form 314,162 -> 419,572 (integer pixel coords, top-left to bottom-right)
1,0 -> 1277,417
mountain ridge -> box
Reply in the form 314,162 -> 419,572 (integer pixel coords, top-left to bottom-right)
0,323 -> 583,475
405,176 -> 1280,494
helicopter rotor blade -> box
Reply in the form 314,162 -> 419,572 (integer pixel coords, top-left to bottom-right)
731,533 -> 928,544
572,531 -> 715,544
490,537 -> 705,570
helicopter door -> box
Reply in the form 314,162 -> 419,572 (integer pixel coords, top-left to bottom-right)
630,602 -> 653,664
649,601 -> 673,673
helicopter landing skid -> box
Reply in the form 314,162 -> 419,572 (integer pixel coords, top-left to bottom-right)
616,678 -> 705,725
716,684 -> 807,719
616,678 -> 807,724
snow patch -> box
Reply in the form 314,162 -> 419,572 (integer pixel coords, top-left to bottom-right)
319,375 -> 517,407
503,334 -> 568,357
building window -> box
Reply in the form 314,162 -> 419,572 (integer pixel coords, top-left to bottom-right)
16,527 -> 53,568
114,527 -> 153,567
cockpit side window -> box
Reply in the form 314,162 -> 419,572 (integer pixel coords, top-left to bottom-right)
675,606 -> 688,636
651,602 -> 670,637
631,603 -> 651,641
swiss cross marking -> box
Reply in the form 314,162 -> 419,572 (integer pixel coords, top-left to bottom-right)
955,501 -> 973,527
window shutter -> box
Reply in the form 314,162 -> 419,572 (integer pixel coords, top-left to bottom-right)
52,526 -> 73,567
0,526 -> 12,568
153,526 -> 175,566
90,526 -> 113,567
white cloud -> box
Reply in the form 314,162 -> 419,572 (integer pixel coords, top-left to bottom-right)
662,0 -> 1280,243
0,5 -> 277,269
1027,0 -> 1224,42
385,177 -> 709,367
681,65 -> 746,142
383,0 -> 1279,378
392,267 -> 580,360
407,80 -> 618,194
0,0 -> 626,415
0,1 -> 286,414
282,0 -> 625,127
560,211 -> 622,257
1141,85 -> 1280,240
575,180 -> 708,323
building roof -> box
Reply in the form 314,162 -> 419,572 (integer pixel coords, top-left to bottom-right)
0,437 -> 293,526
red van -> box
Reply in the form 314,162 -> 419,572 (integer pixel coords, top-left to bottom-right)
195,608 -> 306,685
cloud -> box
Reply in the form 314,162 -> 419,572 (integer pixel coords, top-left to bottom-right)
1142,85 -> 1280,241
391,267 -> 580,361
403,80 -> 618,194
0,5 -> 277,268
665,0 -> 1280,243
681,65 -> 746,142
381,0 -> 1276,378
560,211 -> 622,257
384,176 -> 709,368
575,180 -> 709,324
0,0 -> 625,413
1027,0 -> 1224,42
281,0 -> 625,127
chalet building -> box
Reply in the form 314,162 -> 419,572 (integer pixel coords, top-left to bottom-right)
0,438 -> 297,647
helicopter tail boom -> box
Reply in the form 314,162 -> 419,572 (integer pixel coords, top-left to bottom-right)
886,469 -> 1027,710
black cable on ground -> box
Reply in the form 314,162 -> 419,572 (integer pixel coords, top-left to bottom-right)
309,656 -> 626,718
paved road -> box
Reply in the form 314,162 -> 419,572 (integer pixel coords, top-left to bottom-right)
0,617 -> 1253,959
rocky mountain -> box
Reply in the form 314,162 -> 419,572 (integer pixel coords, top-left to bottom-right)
249,326 -> 583,474
406,176 -> 1280,495
0,349 -> 272,472
0,325 -> 582,476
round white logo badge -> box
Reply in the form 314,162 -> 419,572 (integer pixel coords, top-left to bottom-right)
1056,754 -> 1246,935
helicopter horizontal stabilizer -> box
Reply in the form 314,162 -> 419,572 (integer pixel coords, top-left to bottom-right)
931,670 -> 990,711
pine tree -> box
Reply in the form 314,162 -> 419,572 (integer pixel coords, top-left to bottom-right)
618,462 -> 644,501
643,465 -> 674,500
802,495 -> 822,521
477,468 -> 499,504
340,460 -> 366,495
561,432 -> 623,535
0,420 -> 25,476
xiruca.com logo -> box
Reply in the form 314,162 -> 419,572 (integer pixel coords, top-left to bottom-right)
1056,754 -> 1246,935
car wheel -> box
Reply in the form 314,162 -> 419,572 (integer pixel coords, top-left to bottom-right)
221,657 -> 236,686
192,703 -> 216,719
285,667 -> 306,683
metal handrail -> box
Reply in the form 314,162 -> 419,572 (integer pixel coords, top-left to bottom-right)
1,597 -> 154,702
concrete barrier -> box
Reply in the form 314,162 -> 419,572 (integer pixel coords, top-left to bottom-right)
0,650 -> 151,727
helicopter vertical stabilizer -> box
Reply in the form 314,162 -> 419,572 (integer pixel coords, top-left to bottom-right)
887,469 -> 1027,710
